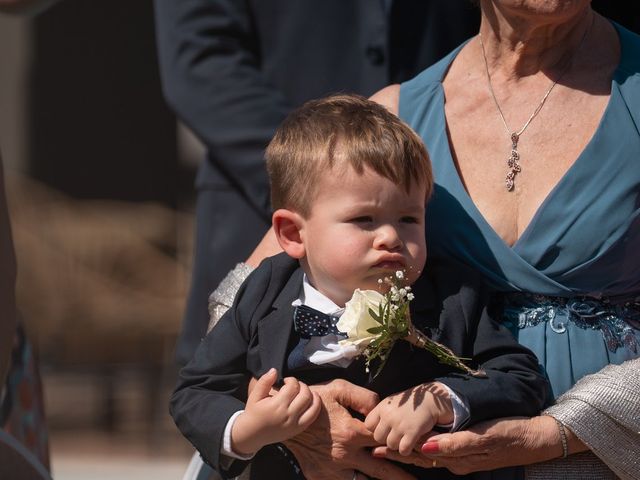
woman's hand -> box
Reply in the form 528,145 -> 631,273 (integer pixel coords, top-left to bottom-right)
284,379 -> 416,480
372,416 -> 587,475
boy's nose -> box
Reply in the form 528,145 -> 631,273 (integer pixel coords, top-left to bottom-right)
374,225 -> 402,251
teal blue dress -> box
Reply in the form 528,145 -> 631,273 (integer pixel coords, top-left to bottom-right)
400,23 -> 640,399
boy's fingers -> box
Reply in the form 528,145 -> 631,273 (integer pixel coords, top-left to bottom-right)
372,422 -> 392,446
364,407 -> 380,432
248,368 -> 278,404
385,430 -> 402,452
278,376 -> 302,402
289,381 -> 314,414
297,392 -> 322,426
398,436 -> 416,457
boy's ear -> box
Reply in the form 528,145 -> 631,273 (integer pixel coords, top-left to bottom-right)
272,209 -> 306,259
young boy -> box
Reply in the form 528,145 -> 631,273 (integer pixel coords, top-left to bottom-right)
170,95 -> 547,479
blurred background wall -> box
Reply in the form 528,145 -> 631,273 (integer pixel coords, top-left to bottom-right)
0,1 -> 201,478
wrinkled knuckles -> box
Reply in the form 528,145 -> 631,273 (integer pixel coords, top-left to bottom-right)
330,446 -> 351,463
340,428 -> 361,444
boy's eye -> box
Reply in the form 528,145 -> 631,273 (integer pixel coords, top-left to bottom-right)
349,216 -> 373,223
400,216 -> 420,224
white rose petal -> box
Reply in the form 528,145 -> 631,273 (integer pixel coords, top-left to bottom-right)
336,289 -> 386,354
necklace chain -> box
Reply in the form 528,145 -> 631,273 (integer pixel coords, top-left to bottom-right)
479,17 -> 592,191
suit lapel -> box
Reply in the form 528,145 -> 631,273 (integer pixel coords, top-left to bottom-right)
257,268 -> 304,381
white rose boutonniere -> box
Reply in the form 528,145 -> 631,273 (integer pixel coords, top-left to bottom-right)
336,289 -> 386,354
337,271 -> 485,377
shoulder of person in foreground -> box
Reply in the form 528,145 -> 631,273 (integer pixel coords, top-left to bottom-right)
170,252 -> 299,473
414,258 -> 549,429
370,84 -> 400,115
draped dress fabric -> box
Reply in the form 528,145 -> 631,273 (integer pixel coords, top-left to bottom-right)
399,22 -> 640,399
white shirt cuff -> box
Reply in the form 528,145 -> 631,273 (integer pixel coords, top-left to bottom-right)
436,385 -> 470,431
220,410 -> 255,467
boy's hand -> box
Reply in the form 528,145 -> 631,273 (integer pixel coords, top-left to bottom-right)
231,368 -> 321,455
364,382 -> 453,456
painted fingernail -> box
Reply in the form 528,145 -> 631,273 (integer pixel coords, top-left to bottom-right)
372,451 -> 385,458
421,441 -> 440,454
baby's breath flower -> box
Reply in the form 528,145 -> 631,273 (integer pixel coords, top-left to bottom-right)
395,271 -> 404,280
407,293 -> 415,301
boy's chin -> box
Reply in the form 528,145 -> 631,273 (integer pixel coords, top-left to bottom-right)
357,279 -> 391,294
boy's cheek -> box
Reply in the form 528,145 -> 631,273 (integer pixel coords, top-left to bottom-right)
408,246 -> 427,281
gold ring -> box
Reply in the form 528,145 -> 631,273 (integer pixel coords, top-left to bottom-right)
432,459 -> 437,468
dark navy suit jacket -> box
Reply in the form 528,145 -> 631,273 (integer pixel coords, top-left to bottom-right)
171,253 -> 547,479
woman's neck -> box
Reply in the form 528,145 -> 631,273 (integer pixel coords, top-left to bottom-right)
478,1 -> 595,80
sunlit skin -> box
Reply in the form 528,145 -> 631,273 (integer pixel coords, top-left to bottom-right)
231,369 -> 322,456
275,164 -> 428,307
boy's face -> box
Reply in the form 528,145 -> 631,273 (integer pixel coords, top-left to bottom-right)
299,165 -> 427,307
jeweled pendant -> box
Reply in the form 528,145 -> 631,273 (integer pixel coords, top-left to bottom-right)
505,133 -> 521,191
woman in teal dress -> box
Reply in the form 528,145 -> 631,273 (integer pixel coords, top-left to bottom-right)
207,2 -> 639,478
369,0 -> 640,478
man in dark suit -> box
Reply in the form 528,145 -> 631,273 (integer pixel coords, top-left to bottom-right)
153,0 -> 480,367
170,95 -> 547,480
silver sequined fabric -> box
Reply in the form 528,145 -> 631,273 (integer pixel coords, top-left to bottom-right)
528,358 -> 640,480
207,263 -> 254,333
502,293 -> 640,354
526,452 -> 618,479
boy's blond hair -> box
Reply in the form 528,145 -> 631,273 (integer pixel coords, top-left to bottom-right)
266,94 -> 432,217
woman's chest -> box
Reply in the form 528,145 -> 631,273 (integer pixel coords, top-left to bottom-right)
443,83 -> 610,246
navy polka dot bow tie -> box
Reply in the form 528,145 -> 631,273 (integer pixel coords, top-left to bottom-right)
293,305 -> 347,339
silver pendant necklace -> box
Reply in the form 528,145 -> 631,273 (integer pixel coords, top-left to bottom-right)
478,18 -> 592,191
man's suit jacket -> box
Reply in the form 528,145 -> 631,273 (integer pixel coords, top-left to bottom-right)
171,253 -> 548,478
153,0 -> 481,365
